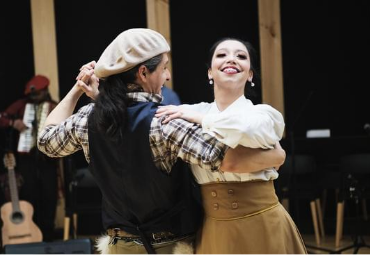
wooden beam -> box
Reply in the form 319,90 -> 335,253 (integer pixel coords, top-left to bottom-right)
30,0 -> 64,232
30,0 -> 59,101
258,0 -> 284,118
146,0 -> 173,89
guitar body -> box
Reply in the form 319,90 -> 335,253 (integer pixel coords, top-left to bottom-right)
1,152 -> 43,246
1,200 -> 43,246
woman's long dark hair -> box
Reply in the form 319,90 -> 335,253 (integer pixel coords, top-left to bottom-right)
91,54 -> 163,142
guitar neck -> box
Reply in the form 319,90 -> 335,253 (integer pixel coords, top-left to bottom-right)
7,167 -> 21,212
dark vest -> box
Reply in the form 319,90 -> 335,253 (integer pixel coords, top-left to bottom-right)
88,101 -> 202,236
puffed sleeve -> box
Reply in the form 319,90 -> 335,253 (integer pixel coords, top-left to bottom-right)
202,104 -> 285,149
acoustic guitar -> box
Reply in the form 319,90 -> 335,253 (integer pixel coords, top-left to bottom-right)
1,152 -> 42,246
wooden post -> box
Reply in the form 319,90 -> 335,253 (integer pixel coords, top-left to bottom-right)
30,0 -> 59,102
146,0 -> 173,89
30,0 -> 64,233
258,0 -> 285,118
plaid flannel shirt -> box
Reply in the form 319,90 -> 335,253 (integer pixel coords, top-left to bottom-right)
37,92 -> 228,172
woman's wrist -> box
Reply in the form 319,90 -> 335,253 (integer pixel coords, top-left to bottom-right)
71,85 -> 85,99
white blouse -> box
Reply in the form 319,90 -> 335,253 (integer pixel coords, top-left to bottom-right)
183,95 -> 285,184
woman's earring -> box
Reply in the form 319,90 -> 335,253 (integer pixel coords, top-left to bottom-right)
209,79 -> 214,85
250,80 -> 255,87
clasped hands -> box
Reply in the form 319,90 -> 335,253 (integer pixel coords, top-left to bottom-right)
75,61 -> 100,100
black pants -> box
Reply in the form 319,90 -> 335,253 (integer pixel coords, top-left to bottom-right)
17,149 -> 58,242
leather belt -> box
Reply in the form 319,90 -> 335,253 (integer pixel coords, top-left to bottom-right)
107,228 -> 178,244
107,228 -> 140,238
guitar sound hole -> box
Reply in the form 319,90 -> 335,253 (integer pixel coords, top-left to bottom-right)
11,211 -> 24,224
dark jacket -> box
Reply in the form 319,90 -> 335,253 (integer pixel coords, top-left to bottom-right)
88,101 -> 202,237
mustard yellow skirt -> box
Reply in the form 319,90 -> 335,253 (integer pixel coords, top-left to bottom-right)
195,180 -> 307,254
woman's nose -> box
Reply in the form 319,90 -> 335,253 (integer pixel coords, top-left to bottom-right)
226,55 -> 237,63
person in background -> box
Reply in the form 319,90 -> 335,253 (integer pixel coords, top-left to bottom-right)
37,28 -> 285,254
156,37 -> 307,253
0,75 -> 58,242
161,85 -> 181,105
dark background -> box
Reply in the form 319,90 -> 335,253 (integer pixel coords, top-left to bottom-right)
1,0 -> 369,236
1,0 -> 369,138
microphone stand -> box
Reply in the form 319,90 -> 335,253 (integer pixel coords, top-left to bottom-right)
332,174 -> 370,254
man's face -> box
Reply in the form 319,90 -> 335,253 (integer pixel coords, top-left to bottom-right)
146,53 -> 171,94
29,88 -> 48,103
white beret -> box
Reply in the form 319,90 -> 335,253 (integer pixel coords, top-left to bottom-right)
95,28 -> 170,79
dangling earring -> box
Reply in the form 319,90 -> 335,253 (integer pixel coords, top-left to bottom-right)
249,79 -> 255,87
209,78 -> 214,85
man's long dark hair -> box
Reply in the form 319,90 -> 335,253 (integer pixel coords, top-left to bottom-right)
90,54 -> 163,142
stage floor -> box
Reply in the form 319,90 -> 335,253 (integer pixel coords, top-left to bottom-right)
303,234 -> 370,254
72,234 -> 370,254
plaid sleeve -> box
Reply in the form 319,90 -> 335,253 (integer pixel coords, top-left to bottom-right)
37,104 -> 92,162
150,116 -> 229,173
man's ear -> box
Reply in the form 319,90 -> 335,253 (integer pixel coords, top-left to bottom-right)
138,65 -> 147,81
